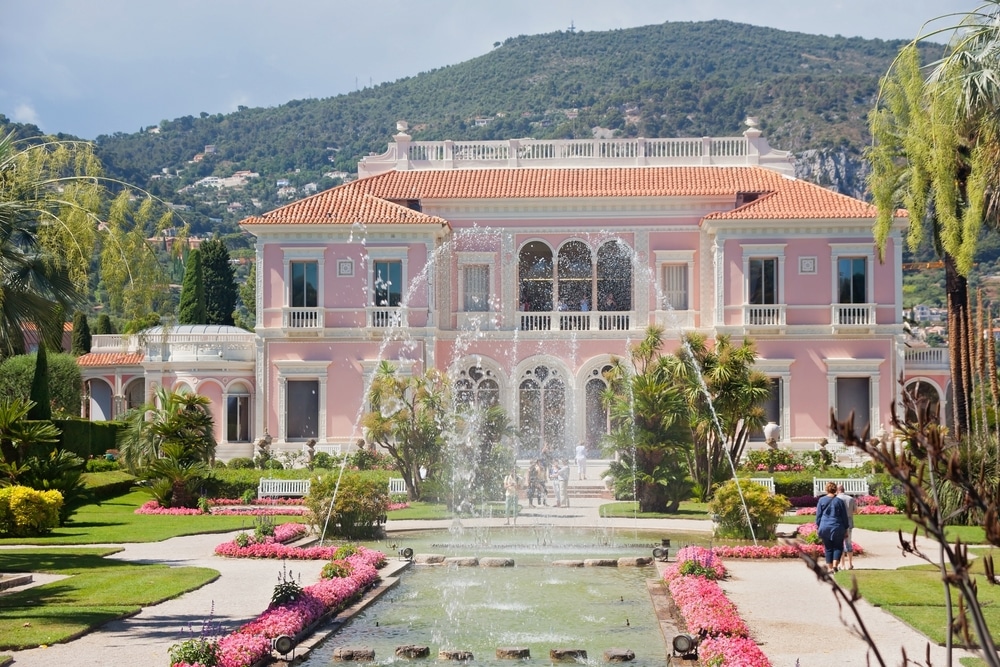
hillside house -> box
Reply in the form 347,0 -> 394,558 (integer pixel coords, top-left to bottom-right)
78,128 -> 949,460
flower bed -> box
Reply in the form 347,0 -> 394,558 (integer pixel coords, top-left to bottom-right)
135,500 -> 307,516
174,547 -> 387,667
665,546 -> 770,666
795,504 -> 897,515
135,500 -> 203,515
210,498 -> 306,506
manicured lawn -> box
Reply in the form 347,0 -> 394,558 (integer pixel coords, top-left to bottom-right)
783,513 -> 988,544
598,501 -> 711,519
386,501 -> 453,520
0,548 -> 218,650
838,560 -> 1000,648
0,491 -> 276,545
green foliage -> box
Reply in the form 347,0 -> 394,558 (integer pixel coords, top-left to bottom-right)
743,448 -> 798,472
679,559 -> 722,580
253,514 -> 275,541
0,352 -> 82,418
0,397 -> 60,466
19,449 -> 92,524
271,563 -> 303,606
117,388 -> 216,473
144,443 -> 213,509
0,485 -> 63,536
84,457 -> 119,473
310,451 -> 338,470
177,248 -> 206,324
95,313 -> 115,335
305,470 -> 389,539
332,544 -> 359,559
234,532 -> 251,548
772,472 -> 815,499
233,262 -> 256,331
708,479 -> 790,540
199,237 -> 237,326
71,311 -> 91,355
321,559 -> 353,579
169,638 -> 217,667
227,457 -> 255,470
27,344 -> 50,421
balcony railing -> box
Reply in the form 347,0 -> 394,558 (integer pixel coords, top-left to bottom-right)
518,311 -> 632,332
744,304 -> 786,327
654,309 -> 696,329
283,307 -> 323,330
368,307 -> 406,328
832,303 -> 876,328
904,346 -> 949,368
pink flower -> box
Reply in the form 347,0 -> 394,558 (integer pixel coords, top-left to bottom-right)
700,636 -> 771,666
134,500 -> 203,515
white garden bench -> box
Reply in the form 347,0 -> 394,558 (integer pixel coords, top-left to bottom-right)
388,477 -> 407,494
258,478 -> 311,498
813,477 -> 869,496
748,477 -> 775,494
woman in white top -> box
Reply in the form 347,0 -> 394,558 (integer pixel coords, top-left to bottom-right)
575,442 -> 587,480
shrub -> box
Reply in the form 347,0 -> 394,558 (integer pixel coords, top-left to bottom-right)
227,457 -> 255,470
788,494 -> 818,508
271,563 -> 303,606
0,485 -> 63,536
169,638 -> 217,667
305,470 -> 389,539
772,472 -> 814,498
743,447 -> 798,472
346,447 -> 393,471
85,457 -> 119,473
333,544 -> 359,560
311,451 -> 338,469
19,449 -> 92,524
0,352 -> 82,418
321,560 -> 354,579
709,479 -> 789,540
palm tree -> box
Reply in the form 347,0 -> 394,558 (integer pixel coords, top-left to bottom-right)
0,396 -> 60,467
117,387 -> 217,473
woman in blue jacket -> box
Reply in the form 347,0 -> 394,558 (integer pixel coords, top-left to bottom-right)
816,481 -> 849,572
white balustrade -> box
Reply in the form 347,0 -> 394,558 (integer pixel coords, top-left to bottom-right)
832,304 -> 875,327
904,346 -> 948,366
283,307 -> 323,329
744,305 -> 785,327
368,307 -> 406,328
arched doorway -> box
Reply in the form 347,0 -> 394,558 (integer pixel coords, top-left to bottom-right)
518,364 -> 566,458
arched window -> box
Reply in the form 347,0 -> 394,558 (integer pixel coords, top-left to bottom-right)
455,365 -> 500,409
557,241 -> 593,311
518,365 -> 566,457
518,242 -> 554,312
597,241 -> 633,311
904,380 -> 942,425
585,364 -> 614,453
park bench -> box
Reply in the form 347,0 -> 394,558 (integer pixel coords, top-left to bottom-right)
812,477 -> 869,496
748,477 -> 775,493
388,478 -> 407,494
258,478 -> 311,498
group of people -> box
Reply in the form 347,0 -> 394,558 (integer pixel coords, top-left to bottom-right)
502,442 -> 591,524
815,482 -> 857,572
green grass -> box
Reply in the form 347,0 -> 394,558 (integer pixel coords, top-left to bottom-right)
837,565 -> 1000,647
597,501 -> 711,519
781,513 -> 988,543
386,501 -> 453,520
0,548 -> 218,650
0,491 -> 277,545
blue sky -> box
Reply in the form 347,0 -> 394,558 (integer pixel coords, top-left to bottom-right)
0,0 -> 981,139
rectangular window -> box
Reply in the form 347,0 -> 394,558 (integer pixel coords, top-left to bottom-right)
286,380 -> 319,440
750,378 -> 781,441
836,377 -> 870,436
226,395 -> 250,442
463,265 -> 490,312
838,257 -> 866,304
290,261 -> 318,307
748,258 -> 777,305
373,260 -> 402,307
662,264 -> 688,310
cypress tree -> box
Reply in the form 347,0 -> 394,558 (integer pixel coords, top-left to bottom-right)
95,313 -> 115,335
71,312 -> 92,355
28,342 -> 52,420
200,237 -> 237,326
177,248 -> 207,325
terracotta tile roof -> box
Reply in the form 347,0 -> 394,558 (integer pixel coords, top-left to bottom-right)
76,352 -> 144,367
242,188 -> 448,226
242,166 -> 891,225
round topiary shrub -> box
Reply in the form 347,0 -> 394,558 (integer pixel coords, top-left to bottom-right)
709,479 -> 790,540
227,457 -> 255,470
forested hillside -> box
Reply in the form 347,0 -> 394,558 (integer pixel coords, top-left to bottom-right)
3,20 -> 942,238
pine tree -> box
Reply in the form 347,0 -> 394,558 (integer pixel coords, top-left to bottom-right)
95,313 -> 115,335
71,312 -> 92,355
234,262 -> 257,331
28,342 -> 51,421
200,238 -> 237,326
177,248 -> 207,325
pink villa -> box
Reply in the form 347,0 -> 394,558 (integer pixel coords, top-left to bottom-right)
77,126 -> 950,460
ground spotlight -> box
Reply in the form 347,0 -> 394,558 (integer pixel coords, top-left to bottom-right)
398,547 -> 414,560
671,633 -> 698,660
272,634 -> 294,656
652,546 -> 669,561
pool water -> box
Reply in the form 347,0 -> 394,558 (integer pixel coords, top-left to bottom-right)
300,527 -> 706,666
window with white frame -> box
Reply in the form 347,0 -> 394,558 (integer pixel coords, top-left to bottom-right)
463,265 -> 490,312
837,257 -> 867,304
290,261 -> 318,308
748,257 -> 778,304
226,384 -> 251,443
373,260 -> 402,307
286,379 -> 319,440
654,250 -> 694,312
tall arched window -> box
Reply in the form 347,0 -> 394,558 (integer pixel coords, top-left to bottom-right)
904,380 -> 942,425
455,365 -> 500,409
585,364 -> 614,453
518,365 -> 566,457
557,241 -> 593,311
518,242 -> 554,312
597,241 -> 633,311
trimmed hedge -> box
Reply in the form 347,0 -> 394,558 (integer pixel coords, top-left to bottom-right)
81,471 -> 138,501
209,468 -> 312,498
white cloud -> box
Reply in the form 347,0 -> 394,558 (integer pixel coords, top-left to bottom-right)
12,103 -> 41,127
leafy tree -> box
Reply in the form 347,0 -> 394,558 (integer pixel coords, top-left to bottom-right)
234,261 -> 256,331
200,237 -> 237,326
71,311 -> 91,355
669,333 -> 771,501
446,403 -> 515,507
177,248 -> 206,325
0,132 -> 173,353
361,362 -> 450,501
117,387 -> 217,473
95,313 -> 115,335
603,326 -> 693,513
145,443 -> 212,509
0,351 -> 82,417
18,449 -> 91,524
27,342 -> 50,421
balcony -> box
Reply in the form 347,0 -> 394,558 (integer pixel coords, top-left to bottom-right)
744,304 -> 786,329
282,307 -> 323,333
832,303 -> 876,331
904,346 -> 949,370
518,311 -> 632,332
367,307 -> 406,329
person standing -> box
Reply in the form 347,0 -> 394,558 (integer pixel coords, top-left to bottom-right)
836,484 -> 857,569
504,470 -> 519,525
575,442 -> 588,480
816,481 -> 849,572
